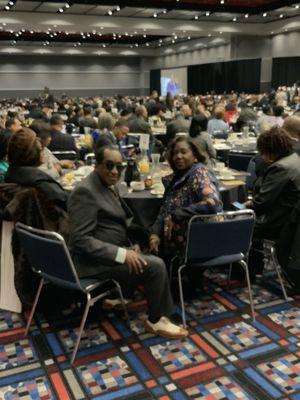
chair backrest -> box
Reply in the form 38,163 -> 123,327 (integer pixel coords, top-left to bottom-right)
84,153 -> 96,166
15,223 -> 82,291
228,153 -> 252,171
52,150 -> 77,161
185,210 -> 255,264
246,157 -> 257,190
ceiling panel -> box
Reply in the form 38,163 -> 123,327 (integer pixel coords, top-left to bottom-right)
65,4 -> 96,14
35,2 -> 65,12
13,1 -> 41,11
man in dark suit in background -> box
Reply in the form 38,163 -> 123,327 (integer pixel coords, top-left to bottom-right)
68,145 -> 187,339
48,114 -> 78,156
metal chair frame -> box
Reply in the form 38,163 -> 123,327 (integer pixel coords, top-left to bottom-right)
170,210 -> 256,328
52,150 -> 78,161
255,239 -> 290,301
15,222 -> 130,364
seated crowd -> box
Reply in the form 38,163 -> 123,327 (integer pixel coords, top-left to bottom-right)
0,85 -> 300,338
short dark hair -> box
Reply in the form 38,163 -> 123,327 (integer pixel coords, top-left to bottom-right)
167,136 -> 206,171
189,114 -> 208,137
83,106 -> 92,116
0,131 -> 10,160
50,114 -> 64,126
120,108 -> 133,117
257,126 -> 294,161
30,120 -> 51,144
5,118 -> 17,129
273,105 -> 284,117
95,144 -> 119,165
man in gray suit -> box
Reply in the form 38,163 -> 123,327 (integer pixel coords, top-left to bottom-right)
166,105 -> 192,146
68,145 -> 187,339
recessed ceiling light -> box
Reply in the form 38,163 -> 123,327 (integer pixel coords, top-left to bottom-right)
5,5 -> 10,10
233,17 -> 237,21
220,0 -> 225,4
162,9 -> 167,14
187,36 -> 191,39
116,6 -> 120,11
208,33 -> 212,36
263,12 -> 267,17
219,31 -> 223,34
245,14 -> 249,18
65,3 -> 70,9
146,42 -> 149,46
295,5 -> 299,9
194,15 -> 199,20
205,11 -> 210,16
280,14 -> 284,18
108,10 -> 113,15
58,8 -> 63,13
153,13 -> 157,18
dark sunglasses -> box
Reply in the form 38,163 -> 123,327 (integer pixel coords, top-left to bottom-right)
104,161 -> 125,173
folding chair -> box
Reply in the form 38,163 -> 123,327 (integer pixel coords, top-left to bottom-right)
172,210 -> 256,328
15,222 -> 129,364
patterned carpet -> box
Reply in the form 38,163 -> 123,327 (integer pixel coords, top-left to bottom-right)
1,271 -> 300,400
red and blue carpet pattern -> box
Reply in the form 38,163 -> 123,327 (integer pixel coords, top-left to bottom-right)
1,271 -> 300,400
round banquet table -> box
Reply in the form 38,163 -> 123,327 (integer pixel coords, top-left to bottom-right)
122,181 -> 247,229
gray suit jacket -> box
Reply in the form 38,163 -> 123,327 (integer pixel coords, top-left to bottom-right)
166,117 -> 190,145
68,170 -> 133,277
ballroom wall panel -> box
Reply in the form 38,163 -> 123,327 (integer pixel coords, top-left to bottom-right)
0,55 -> 142,98
272,57 -> 300,88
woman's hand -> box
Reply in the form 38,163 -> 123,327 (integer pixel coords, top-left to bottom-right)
164,216 -> 174,241
149,234 -> 160,255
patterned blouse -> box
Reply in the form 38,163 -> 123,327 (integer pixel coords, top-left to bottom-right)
152,162 -> 222,249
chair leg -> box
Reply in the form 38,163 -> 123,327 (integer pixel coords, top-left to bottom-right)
227,264 -> 232,288
71,293 -> 91,364
239,260 -> 255,321
270,247 -> 289,301
178,265 -> 187,329
169,256 -> 178,283
24,278 -> 44,337
111,279 -> 130,327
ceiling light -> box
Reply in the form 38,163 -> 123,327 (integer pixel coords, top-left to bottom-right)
65,3 -> 70,8
295,5 -> 299,9
58,8 -> 64,13
233,17 -> 237,21
146,43 -> 149,46
172,40 -> 175,43
220,0 -> 225,4
194,15 -> 199,20
30,30 -> 34,34
162,9 -> 167,14
108,10 -> 113,15
205,11 -> 210,16
187,36 -> 191,40
174,35 -> 178,39
263,12 -> 267,17
245,14 -> 249,18
219,31 -> 223,34
116,6 -> 120,11
5,5 -> 10,10
280,14 -> 284,18
8,1 -> 13,5
102,44 -> 106,48
153,13 -> 157,18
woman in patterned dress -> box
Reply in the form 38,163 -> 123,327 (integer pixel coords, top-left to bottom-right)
149,136 -> 222,258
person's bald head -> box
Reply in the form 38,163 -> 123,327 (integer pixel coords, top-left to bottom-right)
283,116 -> 300,140
136,105 -> 148,119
